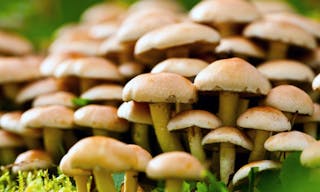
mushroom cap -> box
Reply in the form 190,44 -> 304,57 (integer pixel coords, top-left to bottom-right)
118,61 -> 145,79
40,53 -> 78,76
0,130 -> 25,148
21,105 -> 74,129
264,131 -> 316,152
12,150 -> 53,173
59,152 -> 91,176
232,160 -> 281,186
117,101 -> 152,125
146,151 -> 205,180
127,144 -> 152,172
257,60 -> 315,83
74,104 -> 129,132
88,21 -> 119,40
32,91 -> 76,108
0,56 -> 42,83
215,36 -> 266,59
202,126 -> 253,150
123,72 -> 197,104
134,22 -> 220,64
80,84 -> 123,102
194,57 -> 271,96
167,109 -> 222,131
296,103 -> 320,123
252,1 -> 295,15
264,85 -> 314,115
189,0 -> 261,24
128,0 -> 183,14
237,106 -> 291,132
312,73 -> 320,91
300,141 -> 320,168
0,30 -> 33,55
244,19 -> 317,50
99,34 -> 128,56
151,58 -> 208,77
67,136 -> 136,172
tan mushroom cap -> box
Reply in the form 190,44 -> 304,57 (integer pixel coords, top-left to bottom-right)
312,73 -> 320,91
80,84 -> 123,102
146,151 -> 205,180
60,152 -> 91,176
194,57 -> 271,96
67,136 -> 136,172
21,105 -> 74,129
257,60 -> 315,83
49,38 -> 101,56
202,126 -> 253,150
134,22 -> 220,64
0,130 -> 25,147
264,131 -> 316,152
296,103 -> 320,123
0,111 -> 42,137
12,149 -> 53,173
215,36 -> 266,58
128,0 -> 184,14
74,104 -> 129,132
252,1 -> 295,15
89,21 -> 119,40
167,109 -> 222,131
117,101 -> 152,125
0,30 -> 33,55
32,91 -> 76,108
244,19 -> 317,50
151,58 -> 209,77
237,106 -> 291,132
15,78 -> 66,104
127,144 -> 152,172
99,34 -> 128,57
190,0 -> 260,24
40,53 -> 79,76
118,61 -> 144,79
0,56 -> 42,83
123,72 -> 197,104
300,141 -> 320,168
54,57 -> 123,81
232,160 -> 281,186
264,85 -> 314,115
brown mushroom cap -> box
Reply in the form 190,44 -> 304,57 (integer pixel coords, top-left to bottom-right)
12,149 -> 53,173
194,57 -> 271,96
257,60 -> 315,83
0,30 -> 33,55
202,126 -> 253,150
151,58 -> 208,77
300,141 -> 320,168
264,131 -> 316,152
117,101 -> 152,125
0,130 -> 25,148
237,106 -> 291,132
167,109 -> 222,131
74,104 -> 129,132
264,85 -> 314,115
146,151 -> 205,180
123,72 -> 197,104
80,84 -> 123,102
32,91 -> 76,108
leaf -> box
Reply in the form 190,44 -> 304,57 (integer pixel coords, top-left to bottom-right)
72,98 -> 92,107
248,167 -> 259,192
112,172 -> 124,192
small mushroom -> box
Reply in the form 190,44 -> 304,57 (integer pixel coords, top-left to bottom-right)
0,130 -> 25,165
296,103 -> 320,138
32,91 -> 76,108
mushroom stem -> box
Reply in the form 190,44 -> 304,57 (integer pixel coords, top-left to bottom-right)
166,47 -> 189,58
149,103 -> 184,152
215,23 -> 237,37
93,168 -> 116,192
93,129 -> 110,137
219,92 -> 239,126
63,131 -> 78,149
268,41 -> 288,60
175,103 -> 192,114
188,126 -> 206,164
43,128 -> 65,163
0,148 -> 18,165
24,137 -> 41,149
303,122 -> 317,138
165,179 -> 183,192
220,142 -> 235,184
124,170 -> 138,192
249,130 -> 270,162
80,78 -> 97,93
132,123 -> 150,151
237,98 -> 249,117
2,83 -> 20,100
74,175 -> 89,192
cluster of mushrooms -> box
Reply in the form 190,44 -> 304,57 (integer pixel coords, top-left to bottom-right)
1,0 -> 320,191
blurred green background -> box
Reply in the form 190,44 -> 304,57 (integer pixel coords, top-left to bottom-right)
0,0 -> 319,51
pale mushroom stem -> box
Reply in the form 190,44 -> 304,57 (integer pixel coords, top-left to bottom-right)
124,170 -> 138,192
43,128 -> 65,163
215,23 -> 237,37
80,78 -> 98,93
249,130 -> 270,162
0,148 -> 18,165
93,129 -> 110,137
2,83 -> 20,100
237,98 -> 249,117
24,137 -> 42,149
187,126 -> 206,164
165,179 -> 183,192
268,41 -> 288,60
175,103 -> 192,114
219,92 -> 239,126
149,103 -> 184,152
93,168 -> 117,192
303,122 -> 317,138
132,123 -> 150,151
74,175 -> 89,192
220,142 -> 235,184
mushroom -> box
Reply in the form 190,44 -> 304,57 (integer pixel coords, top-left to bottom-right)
146,151 -> 206,192
202,126 -> 253,184
167,109 -> 222,164
0,130 -> 25,165
118,61 -> 145,80
300,140 -> 320,168
32,91 -> 76,108
0,30 -> 33,55
296,103 -> 320,138
237,106 -> 291,162
252,1 -> 295,15
123,72 -> 197,152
